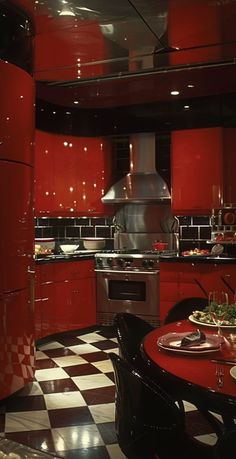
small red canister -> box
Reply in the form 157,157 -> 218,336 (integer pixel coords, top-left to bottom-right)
152,241 -> 168,251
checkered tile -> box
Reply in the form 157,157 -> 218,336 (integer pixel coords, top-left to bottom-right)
0,326 -> 219,458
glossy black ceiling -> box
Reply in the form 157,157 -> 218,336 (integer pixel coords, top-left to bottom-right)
35,0 -> 236,108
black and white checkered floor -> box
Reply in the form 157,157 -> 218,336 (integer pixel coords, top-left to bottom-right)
0,326 -> 220,459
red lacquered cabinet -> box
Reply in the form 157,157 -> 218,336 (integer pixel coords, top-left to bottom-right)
171,127 -> 224,215
34,130 -> 114,217
35,260 -> 96,339
0,59 -> 35,397
160,261 -> 236,323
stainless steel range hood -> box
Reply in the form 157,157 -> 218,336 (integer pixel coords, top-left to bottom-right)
102,132 -> 170,203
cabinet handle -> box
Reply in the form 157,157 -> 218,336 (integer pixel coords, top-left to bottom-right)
193,278 -> 208,298
221,276 -> 235,295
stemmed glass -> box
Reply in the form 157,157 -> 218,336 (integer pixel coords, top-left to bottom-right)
208,290 -> 229,338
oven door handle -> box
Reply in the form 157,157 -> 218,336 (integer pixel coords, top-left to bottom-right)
95,269 -> 159,275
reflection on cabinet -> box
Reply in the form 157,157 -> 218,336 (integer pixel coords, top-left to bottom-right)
34,130 -> 114,217
35,260 -> 96,339
171,127 -> 223,215
160,261 -> 236,323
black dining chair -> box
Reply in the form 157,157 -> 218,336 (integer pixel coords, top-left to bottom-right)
164,296 -> 208,324
114,312 -> 154,365
109,352 -> 218,459
114,312 -> 186,415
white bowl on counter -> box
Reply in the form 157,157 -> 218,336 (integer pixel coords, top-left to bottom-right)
60,244 -> 79,253
82,238 -> 105,250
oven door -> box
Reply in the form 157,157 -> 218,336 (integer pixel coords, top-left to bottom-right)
96,269 -> 159,318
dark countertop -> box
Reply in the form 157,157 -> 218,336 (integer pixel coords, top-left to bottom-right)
35,251 -> 96,264
159,255 -> 236,264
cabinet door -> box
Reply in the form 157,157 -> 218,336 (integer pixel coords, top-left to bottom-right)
160,262 -> 180,321
34,131 -> 113,217
223,128 -> 236,205
171,128 -> 223,215
219,265 -> 236,303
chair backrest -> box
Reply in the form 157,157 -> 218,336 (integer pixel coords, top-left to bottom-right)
109,351 -> 183,459
109,352 -> 216,459
114,312 -> 154,364
164,297 -> 208,324
215,429 -> 236,459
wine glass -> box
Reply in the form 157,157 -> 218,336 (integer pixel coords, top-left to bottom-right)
208,290 -> 229,338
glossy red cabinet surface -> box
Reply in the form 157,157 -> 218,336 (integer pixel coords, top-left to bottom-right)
0,61 -> 34,165
223,128 -> 236,205
168,0 -> 236,66
35,15 -> 107,81
171,127 -> 223,215
0,284 -> 35,399
160,261 -> 236,323
0,161 -> 34,293
35,260 -> 96,339
34,130 -> 114,217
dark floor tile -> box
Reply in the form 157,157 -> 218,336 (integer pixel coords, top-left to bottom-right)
105,372 -> 115,383
57,446 -> 110,459
49,407 -> 94,428
81,352 -> 110,363
81,386 -> 116,406
97,422 -> 117,445
4,395 -> 46,412
56,337 -> 85,347
92,341 -> 117,351
39,378 -> 79,394
5,429 -> 56,454
64,363 -> 101,377
0,414 -> 5,432
41,348 -> 76,358
36,359 -> 59,370
186,411 -> 215,436
97,327 -> 116,339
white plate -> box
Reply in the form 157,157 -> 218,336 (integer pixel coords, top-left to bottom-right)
157,332 -> 221,355
230,366 -> 236,380
189,315 -> 236,329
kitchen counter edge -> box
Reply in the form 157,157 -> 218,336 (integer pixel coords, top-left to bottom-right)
35,253 -> 96,264
159,255 -> 236,264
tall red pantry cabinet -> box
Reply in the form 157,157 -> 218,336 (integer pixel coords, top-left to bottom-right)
0,2 -> 35,400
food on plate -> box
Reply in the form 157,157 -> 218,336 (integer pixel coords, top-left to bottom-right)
181,329 -> 206,347
181,248 -> 210,256
192,304 -> 236,326
34,244 -> 52,255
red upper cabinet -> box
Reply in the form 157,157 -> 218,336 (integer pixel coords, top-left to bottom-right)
171,127 -> 224,215
34,130 -> 114,217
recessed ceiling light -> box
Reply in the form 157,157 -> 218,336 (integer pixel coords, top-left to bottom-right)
170,90 -> 180,96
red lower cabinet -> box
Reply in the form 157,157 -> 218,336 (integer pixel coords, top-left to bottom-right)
35,260 -> 96,339
159,261 -> 233,323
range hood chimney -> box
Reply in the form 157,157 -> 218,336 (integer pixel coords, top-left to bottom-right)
102,132 -> 171,203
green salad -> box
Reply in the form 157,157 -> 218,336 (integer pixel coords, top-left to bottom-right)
192,303 -> 236,326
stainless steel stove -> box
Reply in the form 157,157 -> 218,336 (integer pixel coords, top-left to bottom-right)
95,250 -> 176,327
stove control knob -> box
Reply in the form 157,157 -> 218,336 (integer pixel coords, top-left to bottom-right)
107,258 -> 114,267
142,260 -> 149,268
125,260 -> 133,267
148,259 -> 155,268
96,258 -> 103,266
117,258 -> 125,267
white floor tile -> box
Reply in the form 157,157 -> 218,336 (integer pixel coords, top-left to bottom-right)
67,343 -> 99,354
18,381 -> 43,396
78,333 -> 107,343
51,355 -> 87,367
38,342 -> 64,351
89,403 -> 115,424
35,367 -> 69,382
106,443 -> 127,459
194,433 -> 218,445
35,350 -> 49,360
5,411 -> 50,432
52,424 -> 104,451
92,359 -> 113,373
183,400 -> 198,412
44,391 -> 86,409
104,348 -> 119,355
72,373 -> 114,391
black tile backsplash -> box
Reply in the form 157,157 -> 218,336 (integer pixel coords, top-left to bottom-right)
35,214 -> 212,254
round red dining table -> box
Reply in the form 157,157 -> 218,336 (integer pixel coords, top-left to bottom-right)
142,319 -> 236,418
